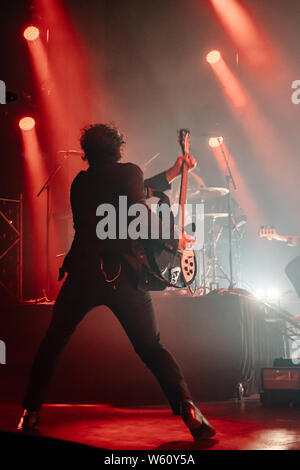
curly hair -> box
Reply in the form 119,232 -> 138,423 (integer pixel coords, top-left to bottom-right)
80,124 -> 125,167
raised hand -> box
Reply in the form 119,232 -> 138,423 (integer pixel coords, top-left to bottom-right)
166,155 -> 197,183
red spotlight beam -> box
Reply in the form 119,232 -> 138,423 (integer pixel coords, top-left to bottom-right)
207,53 -> 248,109
25,36 -> 49,86
20,125 -> 48,290
206,50 -> 300,203
209,0 -> 272,68
24,36 -> 69,147
209,142 -> 264,233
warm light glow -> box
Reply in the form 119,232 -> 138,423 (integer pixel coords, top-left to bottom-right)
267,287 -> 280,302
208,136 -> 223,148
19,117 -> 36,131
30,0 -> 101,296
206,50 -> 221,64
207,55 -> 248,108
254,288 -> 264,300
208,141 -> 264,232
254,286 -> 280,302
209,0 -> 271,68
20,125 -> 47,291
23,26 -> 40,41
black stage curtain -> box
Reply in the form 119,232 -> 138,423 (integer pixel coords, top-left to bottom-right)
151,291 -> 285,400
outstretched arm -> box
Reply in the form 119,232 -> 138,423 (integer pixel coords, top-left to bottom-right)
144,155 -> 199,197
165,155 -> 197,183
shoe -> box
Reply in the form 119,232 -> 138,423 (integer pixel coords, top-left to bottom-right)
181,401 -> 216,441
17,410 -> 40,435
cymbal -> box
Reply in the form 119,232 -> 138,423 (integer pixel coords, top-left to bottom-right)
188,187 -> 229,201
204,212 -> 229,218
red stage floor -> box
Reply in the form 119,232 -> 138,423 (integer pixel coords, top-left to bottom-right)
0,397 -> 300,450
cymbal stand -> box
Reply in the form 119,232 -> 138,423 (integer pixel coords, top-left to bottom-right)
218,139 -> 237,290
205,217 -> 231,290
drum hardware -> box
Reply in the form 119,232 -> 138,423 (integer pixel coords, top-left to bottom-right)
204,212 -> 228,219
185,176 -> 245,293
186,186 -> 231,294
184,210 -> 230,294
217,139 -> 237,290
204,217 -> 231,291
188,186 -> 229,202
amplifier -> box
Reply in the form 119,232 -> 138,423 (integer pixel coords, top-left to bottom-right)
262,367 -> 300,390
260,367 -> 300,406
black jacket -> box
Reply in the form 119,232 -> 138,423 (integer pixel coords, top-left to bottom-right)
60,162 -> 177,289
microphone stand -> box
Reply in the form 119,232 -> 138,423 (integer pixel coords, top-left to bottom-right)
218,139 -> 237,290
36,154 -> 70,302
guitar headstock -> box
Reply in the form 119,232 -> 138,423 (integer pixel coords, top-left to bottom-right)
259,225 -> 278,240
178,128 -> 190,156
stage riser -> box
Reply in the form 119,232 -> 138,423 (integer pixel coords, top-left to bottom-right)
0,293 -> 284,406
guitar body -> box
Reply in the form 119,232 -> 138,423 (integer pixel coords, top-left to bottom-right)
148,244 -> 196,288
145,128 -> 197,289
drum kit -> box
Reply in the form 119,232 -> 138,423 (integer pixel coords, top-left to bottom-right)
53,184 -> 246,295
36,139 -> 246,300
48,145 -> 246,296
185,185 -> 246,295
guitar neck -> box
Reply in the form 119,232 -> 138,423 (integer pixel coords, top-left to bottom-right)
272,234 -> 289,243
260,231 -> 300,245
273,234 -> 300,245
179,160 -> 188,232
178,128 -> 191,233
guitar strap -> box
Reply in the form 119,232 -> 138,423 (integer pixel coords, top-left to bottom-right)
134,190 -> 178,291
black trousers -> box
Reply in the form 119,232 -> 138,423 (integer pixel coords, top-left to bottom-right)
22,261 -> 192,415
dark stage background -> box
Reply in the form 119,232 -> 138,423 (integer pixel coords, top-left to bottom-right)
1,0 -> 300,311
0,0 -> 298,409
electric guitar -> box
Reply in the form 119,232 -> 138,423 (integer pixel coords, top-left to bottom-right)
259,225 -> 300,246
146,129 -> 197,288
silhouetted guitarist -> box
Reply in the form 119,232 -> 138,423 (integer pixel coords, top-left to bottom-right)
18,124 -> 215,441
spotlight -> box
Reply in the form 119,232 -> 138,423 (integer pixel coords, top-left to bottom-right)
208,136 -> 223,148
254,288 -> 264,300
267,287 -> 280,302
254,286 -> 280,303
206,50 -> 221,64
19,117 -> 36,131
23,26 -> 40,41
